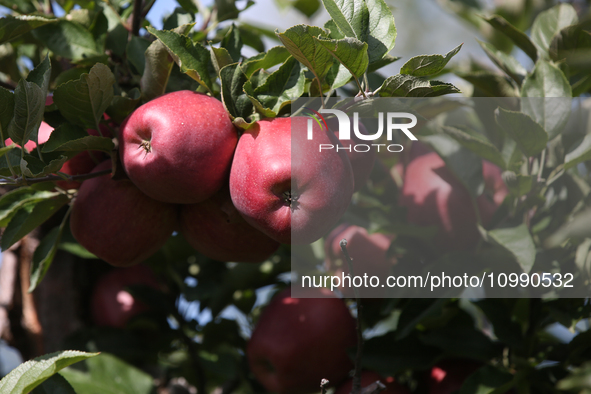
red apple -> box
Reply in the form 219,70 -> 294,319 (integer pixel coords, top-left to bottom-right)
399,152 -> 508,251
70,160 -> 178,267
324,224 -> 394,296
247,287 -> 357,394
91,264 -> 160,328
326,118 -> 376,192
119,91 -> 238,204
179,187 -> 280,263
429,360 -> 481,394
335,371 -> 410,394
229,117 -> 354,245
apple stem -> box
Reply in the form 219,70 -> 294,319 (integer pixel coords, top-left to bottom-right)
339,239 -> 364,394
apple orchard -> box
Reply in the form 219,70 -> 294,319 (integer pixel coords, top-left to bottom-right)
2,0 -> 591,393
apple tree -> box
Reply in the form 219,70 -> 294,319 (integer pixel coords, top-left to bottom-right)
1,0 -> 591,393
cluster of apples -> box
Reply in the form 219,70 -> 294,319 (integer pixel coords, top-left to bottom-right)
68,90 -> 373,266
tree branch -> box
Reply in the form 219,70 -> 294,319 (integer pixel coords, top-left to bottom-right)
131,0 -> 143,37
1,168 -> 112,187
340,239 -> 364,394
19,235 -> 44,356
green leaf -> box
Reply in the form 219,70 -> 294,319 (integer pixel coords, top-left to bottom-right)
59,242 -> 97,259
53,63 -> 115,130
422,134 -> 484,197
60,353 -> 155,394
400,44 -> 462,77
32,20 -> 100,61
565,134 -> 591,170
162,7 -> 195,30
0,145 -> 16,159
495,108 -> 548,157
277,25 -> 334,85
365,0 -> 396,63
0,15 -> 57,46
0,188 -> 60,227
546,208 -> 591,248
31,374 -> 77,394
292,0 -> 321,18
220,63 -> 252,120
106,88 -> 141,124
1,195 -> 69,250
246,56 -> 306,115
477,40 -> 526,83
126,36 -> 151,75
376,74 -> 460,97
521,61 -> 571,140
487,224 -> 536,273
147,26 -> 213,92
211,46 -> 234,76
441,126 -> 506,169
27,55 -> 51,97
456,71 -> 519,97
367,53 -> 400,73
324,18 -> 345,39
481,15 -> 538,62
29,225 -> 64,292
0,86 -> 15,140
557,362 -> 591,391
20,154 -> 69,178
42,124 -> 114,153
315,36 -> 368,79
221,24 -> 243,62
7,79 -> 45,148
325,62 -> 353,90
502,172 -> 534,196
320,0 -> 369,42
241,46 -> 291,77
531,3 -> 578,59
459,366 -> 514,394
0,350 -> 98,394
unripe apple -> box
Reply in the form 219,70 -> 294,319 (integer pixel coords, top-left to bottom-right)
230,117 -> 354,245
324,224 -> 394,296
91,265 -> 160,328
326,118 -> 376,191
180,187 -> 280,263
119,91 -> 238,204
70,160 -> 178,267
399,152 -> 508,251
247,288 -> 356,394
335,371 -> 410,394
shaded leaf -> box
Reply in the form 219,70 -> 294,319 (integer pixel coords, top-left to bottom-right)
31,373 -> 77,394
376,74 -> 460,97
32,20 -> 100,61
241,46 -> 290,77
477,40 -> 526,83
495,108 -> 548,157
441,125 -> 506,169
365,0 -> 396,63
7,79 -> 45,148
482,14 -> 537,62
315,36 -> 368,79
531,3 -> 578,59
320,0 -> 369,42
42,124 -> 114,153
0,15 -> 57,46
400,44 -> 462,77
147,26 -> 213,92
0,188 -> 60,227
487,224 -> 536,273
565,134 -> 591,170
53,63 -> 115,130
220,63 -> 252,120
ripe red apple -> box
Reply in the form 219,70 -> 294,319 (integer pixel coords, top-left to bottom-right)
326,118 -> 376,192
429,360 -> 481,394
70,160 -> 178,267
179,187 -> 280,263
91,264 -> 160,328
325,224 -> 394,296
119,91 -> 238,204
247,287 -> 357,394
335,371 -> 410,394
229,117 -> 354,245
399,152 -> 508,251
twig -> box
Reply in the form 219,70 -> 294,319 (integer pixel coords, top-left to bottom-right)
19,235 -> 44,356
340,239 -> 363,394
0,248 -> 19,341
130,0 -> 143,37
0,80 -> 16,91
1,168 -> 112,187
